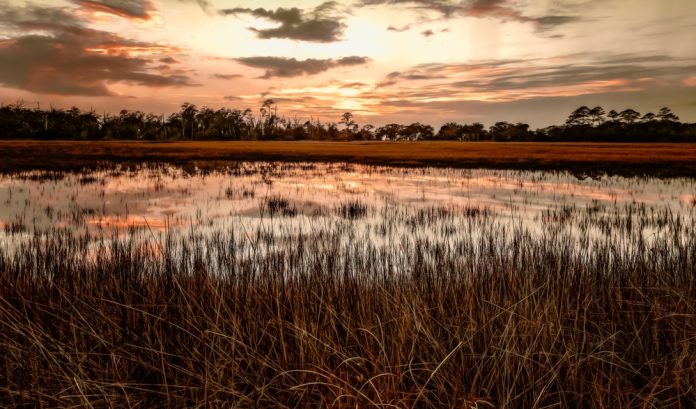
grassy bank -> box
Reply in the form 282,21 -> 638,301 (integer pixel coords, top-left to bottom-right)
2,140 -> 696,176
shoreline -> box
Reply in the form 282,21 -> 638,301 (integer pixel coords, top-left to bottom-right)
2,140 -> 696,177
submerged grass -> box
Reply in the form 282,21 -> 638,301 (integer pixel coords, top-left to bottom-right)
1,205 -> 695,407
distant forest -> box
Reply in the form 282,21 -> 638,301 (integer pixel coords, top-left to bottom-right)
1,100 -> 694,142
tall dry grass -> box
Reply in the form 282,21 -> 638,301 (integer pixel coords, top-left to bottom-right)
1,197 -> 695,408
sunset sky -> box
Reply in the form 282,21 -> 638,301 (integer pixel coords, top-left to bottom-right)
0,0 -> 695,127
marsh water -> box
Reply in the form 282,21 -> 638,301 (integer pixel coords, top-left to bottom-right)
1,163 -> 695,263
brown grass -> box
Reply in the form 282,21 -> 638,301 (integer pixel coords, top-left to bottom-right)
1,193 -> 695,407
2,140 -> 696,176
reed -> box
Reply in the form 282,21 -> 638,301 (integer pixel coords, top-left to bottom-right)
0,164 -> 695,407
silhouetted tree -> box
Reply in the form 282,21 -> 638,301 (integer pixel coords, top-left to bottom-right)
607,110 -> 620,122
260,99 -> 276,137
180,103 -> 198,138
400,122 -> 433,140
464,123 -> 486,141
357,124 -> 375,140
641,112 -> 656,123
566,106 -> 591,126
375,124 -> 403,140
658,107 -> 679,122
437,122 -> 464,140
489,122 -> 530,141
619,109 -> 641,124
340,112 -> 358,137
588,106 -> 605,126
0,102 -> 691,142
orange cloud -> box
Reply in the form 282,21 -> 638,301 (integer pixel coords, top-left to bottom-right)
0,3 -> 197,96
71,0 -> 156,20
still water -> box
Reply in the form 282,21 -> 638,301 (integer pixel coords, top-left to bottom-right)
1,163 -> 695,253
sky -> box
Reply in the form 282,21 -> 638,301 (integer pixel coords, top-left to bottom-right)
0,0 -> 695,128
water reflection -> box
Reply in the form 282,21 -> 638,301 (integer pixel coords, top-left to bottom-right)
0,163 -> 694,248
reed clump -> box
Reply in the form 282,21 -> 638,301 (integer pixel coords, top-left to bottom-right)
265,195 -> 297,217
337,200 -> 368,219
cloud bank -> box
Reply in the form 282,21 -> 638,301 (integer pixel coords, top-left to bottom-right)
219,1 -> 346,42
359,0 -> 579,31
0,2 -> 197,96
236,56 -> 370,79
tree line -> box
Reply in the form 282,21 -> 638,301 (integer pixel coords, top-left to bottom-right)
0,99 -> 694,142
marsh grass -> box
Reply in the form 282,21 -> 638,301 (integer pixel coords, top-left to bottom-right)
3,140 -> 696,177
0,164 -> 695,407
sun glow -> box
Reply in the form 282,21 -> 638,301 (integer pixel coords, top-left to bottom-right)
0,0 -> 693,126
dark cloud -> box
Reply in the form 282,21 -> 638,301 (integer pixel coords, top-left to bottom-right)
376,80 -> 398,88
421,29 -> 435,37
351,54 -> 696,125
534,15 -> 576,26
236,56 -> 370,79
387,24 -> 411,32
0,35 -> 195,96
380,68 -> 443,83
0,3 -> 197,96
182,0 -> 210,11
218,1 -> 345,42
445,55 -> 696,93
374,54 -> 696,101
0,2 -> 84,30
533,15 -> 578,30
71,0 -> 209,20
339,81 -> 368,89
360,0 -> 464,17
212,73 -> 243,80
361,86 -> 696,128
359,0 -> 579,31
223,95 -> 243,101
70,0 -> 155,19
160,57 -> 180,64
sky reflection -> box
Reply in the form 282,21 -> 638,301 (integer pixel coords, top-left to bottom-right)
0,163 -> 694,241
